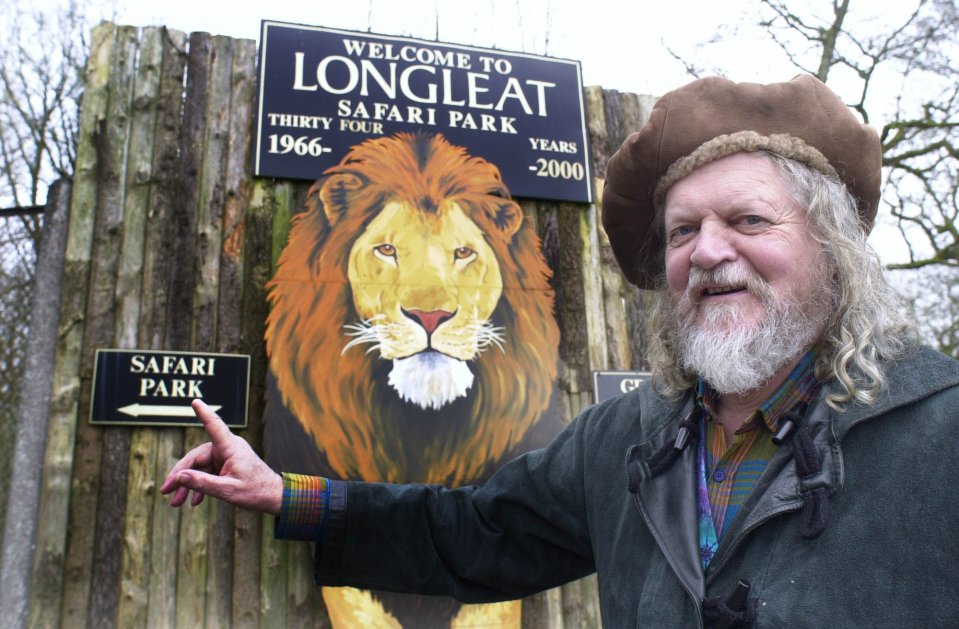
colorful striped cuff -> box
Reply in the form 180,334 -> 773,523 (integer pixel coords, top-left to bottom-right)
274,473 -> 331,542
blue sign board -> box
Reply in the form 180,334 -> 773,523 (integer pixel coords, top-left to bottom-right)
255,21 -> 593,203
90,349 -> 250,428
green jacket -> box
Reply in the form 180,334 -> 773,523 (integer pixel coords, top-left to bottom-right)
315,347 -> 959,627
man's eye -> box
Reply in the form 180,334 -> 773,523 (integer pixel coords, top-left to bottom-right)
742,215 -> 764,226
669,225 -> 696,242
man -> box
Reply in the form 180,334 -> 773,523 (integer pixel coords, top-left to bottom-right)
162,75 -> 959,627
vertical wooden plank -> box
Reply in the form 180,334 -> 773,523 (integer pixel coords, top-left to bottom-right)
546,588 -> 566,629
232,177 -> 274,629
519,587 -> 549,628
524,197 -> 590,629
217,36 -> 256,359
176,32 -> 235,629
612,91 -> 657,371
587,86 -> 633,372
113,26 -> 163,629
213,35 -> 258,629
141,27 -> 190,629
188,36 -> 239,627
615,92 -> 657,143
600,89 -> 657,172
288,543 -> 330,629
270,181 -> 297,273
555,204 -> 590,399
579,201 -> 609,372
162,35 -> 213,626
138,27 -> 188,351
561,574 -> 601,629
161,27 -> 211,628
114,27 -> 160,349
598,228 -> 633,369
259,178 -> 298,627
29,22 -> 116,629
193,34 -> 234,349
82,24 -> 140,629
166,30 -> 210,351
260,524 -> 290,629
585,86 -> 610,180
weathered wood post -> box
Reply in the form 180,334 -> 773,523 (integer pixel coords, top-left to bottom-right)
0,179 -> 72,629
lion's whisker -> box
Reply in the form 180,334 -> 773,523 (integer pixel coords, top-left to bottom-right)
342,320 -> 382,355
342,318 -> 408,356
471,321 -> 506,353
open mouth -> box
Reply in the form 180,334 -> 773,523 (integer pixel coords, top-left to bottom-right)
701,285 -> 747,297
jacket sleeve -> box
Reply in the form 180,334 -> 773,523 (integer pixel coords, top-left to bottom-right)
311,411 -> 599,603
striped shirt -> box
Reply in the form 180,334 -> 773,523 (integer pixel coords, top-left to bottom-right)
274,473 -> 331,541
696,350 -> 822,540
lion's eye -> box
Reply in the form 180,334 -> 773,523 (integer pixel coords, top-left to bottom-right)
454,246 -> 475,261
373,243 -> 398,266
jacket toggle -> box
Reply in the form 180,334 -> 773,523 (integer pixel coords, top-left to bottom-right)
703,579 -> 758,629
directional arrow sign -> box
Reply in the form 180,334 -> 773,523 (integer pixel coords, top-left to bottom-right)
118,403 -> 222,417
90,349 -> 249,428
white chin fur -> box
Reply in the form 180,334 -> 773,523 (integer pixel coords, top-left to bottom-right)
388,352 -> 474,410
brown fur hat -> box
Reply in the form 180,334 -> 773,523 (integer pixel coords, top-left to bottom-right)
602,74 -> 882,288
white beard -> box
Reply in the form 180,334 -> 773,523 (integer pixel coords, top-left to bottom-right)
388,351 -> 475,410
672,264 -> 833,395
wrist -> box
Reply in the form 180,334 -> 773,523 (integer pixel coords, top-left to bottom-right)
268,472 -> 283,515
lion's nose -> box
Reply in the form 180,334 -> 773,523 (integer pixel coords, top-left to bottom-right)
402,308 -> 454,335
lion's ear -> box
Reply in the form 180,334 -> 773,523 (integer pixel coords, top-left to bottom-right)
319,173 -> 365,225
488,200 -> 523,238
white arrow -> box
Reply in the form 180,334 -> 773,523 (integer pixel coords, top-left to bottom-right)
118,403 -> 222,418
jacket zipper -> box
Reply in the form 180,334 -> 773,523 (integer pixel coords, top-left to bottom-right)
706,501 -> 803,583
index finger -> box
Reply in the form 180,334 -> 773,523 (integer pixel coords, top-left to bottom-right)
191,399 -> 234,447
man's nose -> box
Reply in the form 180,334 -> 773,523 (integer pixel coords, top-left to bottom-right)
689,223 -> 737,269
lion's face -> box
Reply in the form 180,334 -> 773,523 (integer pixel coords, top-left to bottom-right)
346,200 -> 504,361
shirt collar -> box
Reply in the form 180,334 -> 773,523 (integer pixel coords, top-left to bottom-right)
695,348 -> 822,434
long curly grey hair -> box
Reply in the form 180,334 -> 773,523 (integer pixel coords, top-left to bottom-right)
646,152 -> 916,409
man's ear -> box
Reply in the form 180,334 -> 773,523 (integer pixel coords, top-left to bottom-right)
319,173 -> 365,225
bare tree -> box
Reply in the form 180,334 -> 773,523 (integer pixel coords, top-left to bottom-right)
907,267 -> 959,357
755,0 -> 959,272
0,0 -> 101,540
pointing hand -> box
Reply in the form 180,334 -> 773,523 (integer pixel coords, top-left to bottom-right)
160,399 -> 283,515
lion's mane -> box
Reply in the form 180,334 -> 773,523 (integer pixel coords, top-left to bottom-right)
265,132 -> 560,485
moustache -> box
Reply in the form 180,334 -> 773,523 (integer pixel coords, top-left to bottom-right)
683,265 -> 773,305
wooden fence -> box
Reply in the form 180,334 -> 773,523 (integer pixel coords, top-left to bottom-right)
2,22 -> 657,628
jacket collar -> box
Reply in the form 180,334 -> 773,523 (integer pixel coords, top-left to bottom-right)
831,345 -> 959,439
627,394 -> 705,599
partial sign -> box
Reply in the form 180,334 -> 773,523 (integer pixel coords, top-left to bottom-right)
90,349 -> 250,427
593,371 -> 652,404
255,21 -> 592,203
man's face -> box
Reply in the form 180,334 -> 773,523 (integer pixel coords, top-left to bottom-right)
663,151 -> 824,332
661,152 -> 833,393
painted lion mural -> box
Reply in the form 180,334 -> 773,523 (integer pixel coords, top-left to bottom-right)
264,132 -> 561,486
263,132 -> 562,628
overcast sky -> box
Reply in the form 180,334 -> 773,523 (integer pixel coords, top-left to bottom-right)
108,0 -> 780,96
